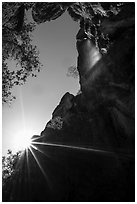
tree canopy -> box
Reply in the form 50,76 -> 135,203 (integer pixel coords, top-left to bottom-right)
2,2 -> 134,103
2,3 -> 41,104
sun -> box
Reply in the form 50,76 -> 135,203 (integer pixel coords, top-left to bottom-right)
13,129 -> 34,151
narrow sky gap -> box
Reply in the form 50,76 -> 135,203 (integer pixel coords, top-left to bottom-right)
2,12 -> 79,155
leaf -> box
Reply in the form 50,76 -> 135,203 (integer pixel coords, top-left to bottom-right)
32,3 -> 66,24
2,3 -> 42,104
68,3 -> 95,22
67,65 -> 79,79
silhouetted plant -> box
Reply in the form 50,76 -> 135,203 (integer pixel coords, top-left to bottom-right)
47,116 -> 63,130
2,3 -> 42,104
2,150 -> 21,185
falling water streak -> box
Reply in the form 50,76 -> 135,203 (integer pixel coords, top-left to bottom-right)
29,146 -> 52,189
32,141 -> 134,159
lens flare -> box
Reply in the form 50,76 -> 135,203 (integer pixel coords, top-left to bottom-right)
13,130 -> 33,151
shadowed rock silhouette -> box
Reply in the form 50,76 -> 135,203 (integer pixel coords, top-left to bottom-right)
3,3 -> 135,202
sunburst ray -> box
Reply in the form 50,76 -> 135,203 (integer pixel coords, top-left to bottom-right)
32,141 -> 113,154
25,148 -> 31,199
31,142 -> 55,160
9,150 -> 26,200
29,146 -> 52,189
31,141 -> 133,159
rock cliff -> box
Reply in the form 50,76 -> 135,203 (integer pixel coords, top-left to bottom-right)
3,4 -> 135,202
40,14 -> 134,156
36,12 -> 135,200
27,16 -> 134,200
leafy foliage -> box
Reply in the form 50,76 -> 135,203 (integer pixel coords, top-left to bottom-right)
31,2 -> 122,23
2,3 -> 42,104
67,65 -> 79,79
2,150 -> 21,186
32,2 -> 67,24
47,116 -> 63,130
2,2 -> 134,102
31,2 -> 124,50
2,150 -> 23,201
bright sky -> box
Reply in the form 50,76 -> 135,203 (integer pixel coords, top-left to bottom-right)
2,11 -> 80,155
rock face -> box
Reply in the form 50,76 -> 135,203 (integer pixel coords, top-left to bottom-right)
40,9 -> 135,155
37,20 -> 135,199
4,4 -> 134,202
35,12 -> 135,200
76,19 -> 102,86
